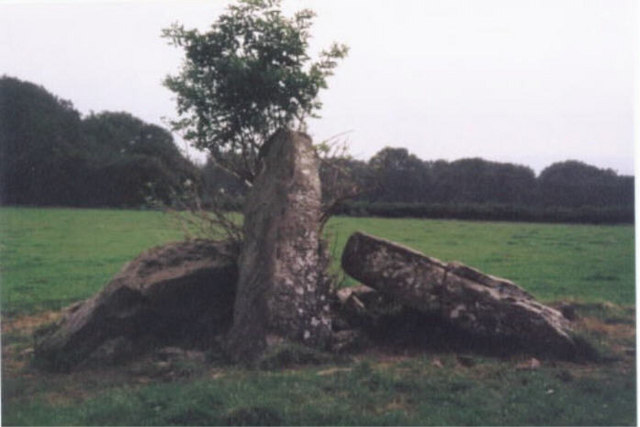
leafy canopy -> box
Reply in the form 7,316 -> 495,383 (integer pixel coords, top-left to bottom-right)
0,76 -> 198,207
163,0 -> 348,184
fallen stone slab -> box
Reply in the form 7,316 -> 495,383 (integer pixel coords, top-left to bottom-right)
226,129 -> 332,363
334,285 -> 405,331
341,232 -> 578,358
34,239 -> 238,371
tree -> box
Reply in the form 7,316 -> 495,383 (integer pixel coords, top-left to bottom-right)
163,0 -> 348,186
200,158 -> 247,208
0,76 -> 199,208
430,158 -> 536,205
368,147 -> 430,203
538,160 -> 632,208
0,76 -> 88,205
81,112 -> 200,207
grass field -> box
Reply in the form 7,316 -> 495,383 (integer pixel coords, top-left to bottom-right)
1,207 -> 634,314
0,207 -> 636,425
325,216 -> 635,305
1,208 -> 186,315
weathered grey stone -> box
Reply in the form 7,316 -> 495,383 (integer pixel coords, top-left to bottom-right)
334,284 -> 404,329
34,239 -> 238,371
330,329 -> 368,353
226,129 -> 332,363
341,231 -> 577,358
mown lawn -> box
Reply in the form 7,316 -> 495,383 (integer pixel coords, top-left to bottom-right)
0,207 -> 636,425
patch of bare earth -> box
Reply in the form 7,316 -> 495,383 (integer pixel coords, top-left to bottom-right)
2,311 -> 63,374
2,311 -> 63,335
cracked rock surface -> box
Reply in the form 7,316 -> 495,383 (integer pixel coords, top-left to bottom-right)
226,129 -> 332,363
341,231 -> 577,358
34,240 -> 238,371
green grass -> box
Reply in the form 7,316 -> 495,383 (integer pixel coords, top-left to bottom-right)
0,208 -> 634,316
324,216 -> 635,305
0,207 -> 635,426
0,208 -> 185,314
3,357 -> 635,426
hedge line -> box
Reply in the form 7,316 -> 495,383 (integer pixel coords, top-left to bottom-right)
333,202 -> 635,224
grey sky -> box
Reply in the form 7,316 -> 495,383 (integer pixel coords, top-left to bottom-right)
1,0 -> 636,175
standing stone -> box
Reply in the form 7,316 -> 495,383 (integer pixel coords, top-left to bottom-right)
342,232 -> 577,358
226,129 -> 332,363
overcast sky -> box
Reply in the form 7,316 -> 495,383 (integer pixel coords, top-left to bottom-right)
1,0 -> 636,175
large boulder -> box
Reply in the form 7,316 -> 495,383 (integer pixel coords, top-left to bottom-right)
341,232 -> 578,358
226,129 -> 332,363
34,239 -> 238,371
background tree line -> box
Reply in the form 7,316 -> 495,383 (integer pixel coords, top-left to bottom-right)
203,147 -> 634,223
1,76 -> 633,223
0,76 -> 199,207
330,148 -> 634,223
357,147 -> 633,208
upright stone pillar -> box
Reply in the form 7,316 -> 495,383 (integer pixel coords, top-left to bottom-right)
226,129 -> 332,363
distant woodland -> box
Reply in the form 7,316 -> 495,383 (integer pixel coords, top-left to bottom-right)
0,76 -> 634,223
